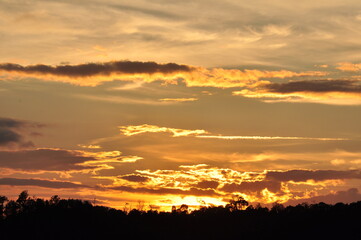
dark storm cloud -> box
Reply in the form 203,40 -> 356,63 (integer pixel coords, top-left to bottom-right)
266,170 -> 361,182
0,118 -> 28,128
0,178 -> 88,189
0,148 -> 96,172
0,117 -> 42,147
266,80 -> 361,93
111,186 -> 220,197
0,61 -> 192,77
221,181 -> 282,193
0,128 -> 23,146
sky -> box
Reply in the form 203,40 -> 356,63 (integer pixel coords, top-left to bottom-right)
1,0 -> 361,210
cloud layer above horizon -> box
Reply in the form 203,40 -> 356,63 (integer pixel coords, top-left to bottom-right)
1,0 -> 361,210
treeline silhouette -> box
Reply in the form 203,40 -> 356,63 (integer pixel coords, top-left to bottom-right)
0,191 -> 360,240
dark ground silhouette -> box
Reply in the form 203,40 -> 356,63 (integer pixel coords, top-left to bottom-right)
0,191 -> 360,240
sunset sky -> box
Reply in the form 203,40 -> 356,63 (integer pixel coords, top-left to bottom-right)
1,0 -> 361,210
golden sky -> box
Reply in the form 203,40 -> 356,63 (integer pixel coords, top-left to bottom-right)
1,0 -> 361,210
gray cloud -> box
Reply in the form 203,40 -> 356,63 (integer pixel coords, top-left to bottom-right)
196,180 -> 219,189
0,117 -> 42,148
221,181 -> 282,193
0,128 -> 23,146
266,170 -> 361,182
119,174 -> 150,182
265,80 -> 361,93
0,61 -> 192,77
0,177 -> 88,189
286,188 -> 361,205
111,186 -> 220,196
0,148 -> 96,172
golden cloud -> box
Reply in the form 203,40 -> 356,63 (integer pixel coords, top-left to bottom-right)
100,164 -> 361,205
119,124 -> 208,137
159,98 -> 198,102
119,124 -> 347,141
336,62 -> 361,72
185,67 -> 326,88
196,135 -> 347,141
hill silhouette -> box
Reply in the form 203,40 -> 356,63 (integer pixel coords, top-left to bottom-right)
0,191 -> 360,240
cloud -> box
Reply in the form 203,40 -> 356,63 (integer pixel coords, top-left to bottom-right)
183,67 -> 326,88
75,94 -> 172,105
0,60 -> 326,87
233,80 -> 361,105
286,188 -> 361,205
336,62 -> 361,72
104,164 -> 361,204
196,180 -> 219,189
196,135 -> 347,141
0,178 -> 88,189
119,124 -> 344,141
0,148 -> 95,172
110,185 -> 220,197
0,60 -> 191,77
119,124 -> 208,137
159,98 -> 198,102
266,170 -> 361,182
266,80 -> 361,93
0,117 -> 42,149
0,61 -> 192,86
119,174 -> 150,183
0,148 -> 138,174
78,144 -> 101,149
221,181 -> 282,194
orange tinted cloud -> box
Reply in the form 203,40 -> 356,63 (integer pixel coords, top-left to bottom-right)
101,165 -> 361,205
185,67 -> 326,88
336,62 -> 361,71
0,148 -> 141,176
196,135 -> 347,141
159,98 -> 198,102
0,177 -> 89,189
119,124 -> 208,137
234,79 -> 361,105
0,60 -> 326,87
119,124 -> 347,141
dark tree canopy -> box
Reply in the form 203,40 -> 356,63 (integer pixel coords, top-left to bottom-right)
0,191 -> 360,240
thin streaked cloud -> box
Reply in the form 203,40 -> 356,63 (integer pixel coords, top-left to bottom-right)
196,135 -> 348,141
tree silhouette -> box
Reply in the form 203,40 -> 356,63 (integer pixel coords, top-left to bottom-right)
50,195 -> 60,205
178,204 -> 189,213
0,190 -> 360,240
227,195 -> 249,211
0,196 -> 8,219
4,200 -> 19,217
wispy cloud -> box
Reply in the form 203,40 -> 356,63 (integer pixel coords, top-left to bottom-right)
119,124 -> 208,137
78,144 -> 101,149
75,94 -> 171,105
0,178 -> 89,189
159,98 -> 198,102
196,135 -> 348,141
336,62 -> 361,72
119,124 -> 347,141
